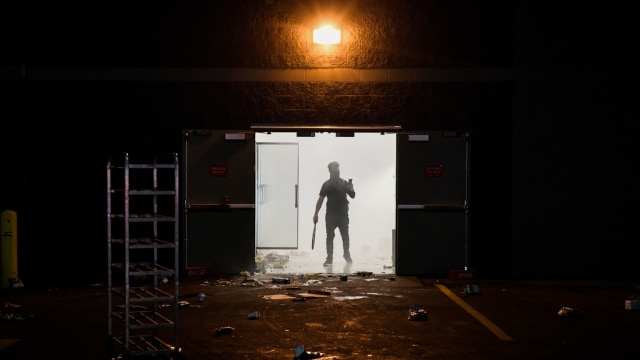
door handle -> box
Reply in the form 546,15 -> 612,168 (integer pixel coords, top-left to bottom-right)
295,184 -> 298,208
258,184 -> 266,204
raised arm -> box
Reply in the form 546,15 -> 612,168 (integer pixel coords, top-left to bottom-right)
346,181 -> 355,198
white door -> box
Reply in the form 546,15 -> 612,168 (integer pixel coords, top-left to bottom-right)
256,143 -> 299,248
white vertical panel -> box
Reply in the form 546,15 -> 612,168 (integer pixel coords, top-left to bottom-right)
256,143 -> 299,248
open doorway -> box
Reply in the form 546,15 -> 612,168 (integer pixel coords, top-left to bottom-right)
255,132 -> 397,275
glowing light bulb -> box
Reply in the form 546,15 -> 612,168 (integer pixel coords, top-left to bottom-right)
313,26 -> 340,45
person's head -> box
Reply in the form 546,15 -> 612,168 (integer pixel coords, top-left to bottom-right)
328,161 -> 340,178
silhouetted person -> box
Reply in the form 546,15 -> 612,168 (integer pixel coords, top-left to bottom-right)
313,161 -> 355,265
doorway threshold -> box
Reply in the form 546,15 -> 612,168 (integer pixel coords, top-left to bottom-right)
255,248 -> 394,276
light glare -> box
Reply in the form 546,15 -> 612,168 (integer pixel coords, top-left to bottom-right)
313,26 -> 341,45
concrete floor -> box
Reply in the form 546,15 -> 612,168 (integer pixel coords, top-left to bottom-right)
1,273 -> 639,360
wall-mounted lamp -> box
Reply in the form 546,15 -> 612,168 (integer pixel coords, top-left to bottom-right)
313,26 -> 341,45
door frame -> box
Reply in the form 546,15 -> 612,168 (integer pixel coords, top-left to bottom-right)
181,127 -> 471,276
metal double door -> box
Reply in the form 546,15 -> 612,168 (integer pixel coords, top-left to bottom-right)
182,130 -> 469,275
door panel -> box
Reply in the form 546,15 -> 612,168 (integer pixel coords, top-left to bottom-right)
183,130 -> 255,205
396,131 -> 470,276
182,130 -> 256,272
256,143 -> 299,249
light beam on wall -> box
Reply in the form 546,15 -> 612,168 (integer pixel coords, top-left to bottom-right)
313,26 -> 341,45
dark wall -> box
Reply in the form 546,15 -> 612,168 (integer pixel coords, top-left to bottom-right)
1,1 -> 636,285
510,2 -> 639,279
16,1 -> 512,68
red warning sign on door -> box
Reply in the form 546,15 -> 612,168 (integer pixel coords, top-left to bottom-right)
209,164 -> 228,177
424,165 -> 443,177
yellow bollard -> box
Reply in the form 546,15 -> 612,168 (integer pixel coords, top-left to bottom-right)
1,210 -> 18,288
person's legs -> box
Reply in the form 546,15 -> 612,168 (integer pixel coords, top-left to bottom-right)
324,215 -> 337,265
337,215 -> 352,263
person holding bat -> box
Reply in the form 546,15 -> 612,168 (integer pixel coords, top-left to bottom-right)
312,161 -> 355,266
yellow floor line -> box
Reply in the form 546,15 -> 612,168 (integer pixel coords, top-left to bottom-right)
0,338 -> 20,350
435,284 -> 514,341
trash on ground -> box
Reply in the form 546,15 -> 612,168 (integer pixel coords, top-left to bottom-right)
272,277 -> 291,284
293,344 -> 326,359
408,304 -> 429,321
215,326 -> 235,335
177,300 -> 203,308
9,277 -> 24,288
214,279 -> 236,286
159,300 -> 201,308
334,295 -> 368,301
463,284 -> 480,295
557,306 -> 583,318
241,278 -> 264,287
248,310 -> 260,319
1,301 -> 22,309
2,313 -> 26,321
262,290 -> 331,300
263,294 -> 296,300
356,271 -> 373,277
625,296 -> 640,310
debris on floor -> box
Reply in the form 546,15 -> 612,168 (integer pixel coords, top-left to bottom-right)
557,306 -> 583,318
334,295 -> 368,300
215,326 -> 235,336
408,304 -> 429,321
356,271 -> 374,277
625,296 -> 640,310
247,310 -> 260,319
8,277 -> 24,289
293,344 -> 326,359
462,284 -> 480,298
256,253 -> 290,272
262,290 -> 332,300
1,301 -> 22,309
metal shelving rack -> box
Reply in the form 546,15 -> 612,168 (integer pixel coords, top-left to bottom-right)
107,153 -> 180,359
